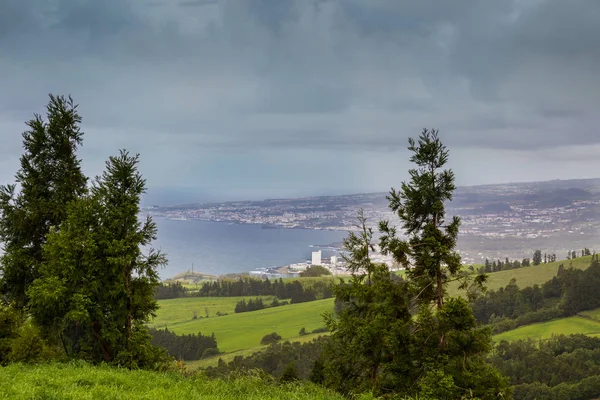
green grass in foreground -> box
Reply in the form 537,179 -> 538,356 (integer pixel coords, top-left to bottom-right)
493,314 -> 600,342
0,362 -> 347,400
151,298 -> 334,353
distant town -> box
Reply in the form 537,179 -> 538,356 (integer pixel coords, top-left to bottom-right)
146,177 -> 600,268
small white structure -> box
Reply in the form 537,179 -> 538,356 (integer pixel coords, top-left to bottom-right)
311,250 -> 322,265
330,256 -> 338,265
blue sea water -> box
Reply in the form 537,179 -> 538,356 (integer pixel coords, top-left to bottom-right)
151,218 -> 349,279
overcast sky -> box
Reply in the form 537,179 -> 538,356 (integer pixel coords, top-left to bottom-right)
1,0 -> 599,205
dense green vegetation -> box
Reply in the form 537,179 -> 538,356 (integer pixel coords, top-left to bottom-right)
0,95 -> 169,369
490,335 -> 600,399
156,276 -> 333,303
148,328 -> 219,361
0,362 -> 348,400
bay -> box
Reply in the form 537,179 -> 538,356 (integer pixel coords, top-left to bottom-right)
151,218 -> 349,279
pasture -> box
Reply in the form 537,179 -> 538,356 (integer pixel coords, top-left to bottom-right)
151,298 -> 334,353
493,313 -> 600,342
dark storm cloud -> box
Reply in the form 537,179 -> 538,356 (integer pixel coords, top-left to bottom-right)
1,0 -> 599,194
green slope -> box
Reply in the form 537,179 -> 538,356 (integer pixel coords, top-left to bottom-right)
151,296 -> 279,329
449,255 -> 594,296
0,363 -> 345,400
493,306 -> 600,342
151,298 -> 334,352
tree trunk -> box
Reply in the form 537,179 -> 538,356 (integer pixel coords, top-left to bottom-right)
91,321 -> 113,362
124,267 -> 132,351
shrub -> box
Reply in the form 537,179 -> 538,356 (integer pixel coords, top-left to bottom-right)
279,362 -> 298,383
202,348 -> 220,359
7,321 -> 61,363
299,327 -> 307,336
260,332 -> 282,345
311,327 -> 328,334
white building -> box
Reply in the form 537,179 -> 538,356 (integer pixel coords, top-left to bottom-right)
311,250 -> 322,265
330,256 -> 337,265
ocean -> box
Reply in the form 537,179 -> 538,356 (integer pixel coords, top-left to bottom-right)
151,218 -> 349,279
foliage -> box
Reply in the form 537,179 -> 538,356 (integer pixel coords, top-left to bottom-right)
195,277 -> 330,301
27,150 -> 168,368
0,94 -> 88,308
323,129 -> 509,398
4,320 -> 62,364
235,298 -> 266,313
378,129 -> 481,308
0,306 -> 24,363
260,333 -> 282,345
205,337 -> 327,381
279,363 -> 299,383
154,282 -> 187,300
472,256 -> 600,334
300,265 -> 332,277
148,327 -> 218,361
490,335 -> 600,399
0,362 -> 346,400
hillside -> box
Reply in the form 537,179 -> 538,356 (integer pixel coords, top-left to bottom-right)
150,298 -> 334,353
0,363 -> 346,400
448,255 -> 594,296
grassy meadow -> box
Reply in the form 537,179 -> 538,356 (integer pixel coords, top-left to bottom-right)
448,255 -> 595,296
151,298 -> 334,353
150,296 -> 279,328
493,313 -> 600,342
0,362 -> 347,400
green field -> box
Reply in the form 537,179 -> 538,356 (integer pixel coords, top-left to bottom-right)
493,314 -> 600,342
449,255 -> 594,296
151,298 -> 334,353
151,296 -> 279,329
0,363 -> 345,400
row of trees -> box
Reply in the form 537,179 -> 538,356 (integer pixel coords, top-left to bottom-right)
234,298 -> 267,313
0,95 -> 169,368
195,277 -> 332,301
148,328 -> 218,361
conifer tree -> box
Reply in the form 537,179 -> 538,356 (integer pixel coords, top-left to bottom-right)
27,151 -> 168,368
0,95 -> 87,308
325,129 -> 509,398
379,128 -> 485,309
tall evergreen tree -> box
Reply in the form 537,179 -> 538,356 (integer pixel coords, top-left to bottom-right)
0,95 -> 87,308
325,129 -> 508,398
379,129 -> 485,309
532,250 -> 542,266
27,151 -> 168,368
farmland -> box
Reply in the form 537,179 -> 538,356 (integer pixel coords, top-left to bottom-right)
151,298 -> 334,353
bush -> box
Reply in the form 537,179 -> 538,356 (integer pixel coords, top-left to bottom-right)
260,332 -> 282,345
311,327 -> 328,334
299,265 -> 332,277
202,348 -> 220,359
299,327 -> 307,336
279,362 -> 298,383
7,321 -> 61,364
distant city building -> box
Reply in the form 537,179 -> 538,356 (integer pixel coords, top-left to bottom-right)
330,256 -> 337,265
312,250 -> 322,265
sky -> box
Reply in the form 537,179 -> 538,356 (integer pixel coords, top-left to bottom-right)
0,0 -> 599,205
